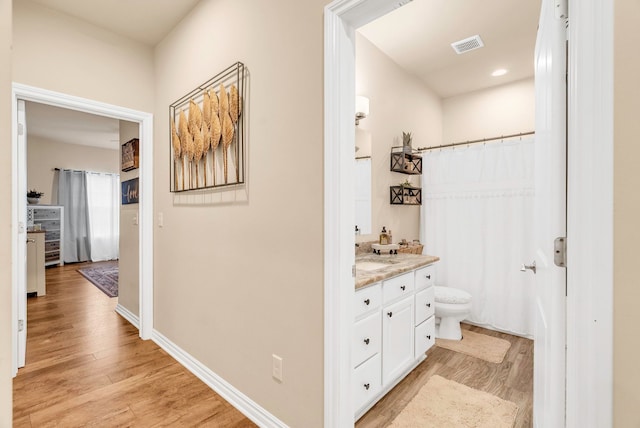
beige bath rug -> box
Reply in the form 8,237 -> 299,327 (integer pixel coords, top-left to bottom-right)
389,375 -> 518,428
436,330 -> 511,364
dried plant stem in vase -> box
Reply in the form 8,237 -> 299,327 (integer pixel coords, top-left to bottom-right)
202,90 -> 212,186
178,109 -> 191,189
210,89 -> 221,185
230,84 -> 242,182
171,117 -> 181,190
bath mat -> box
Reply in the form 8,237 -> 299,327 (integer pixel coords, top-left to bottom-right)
389,375 -> 518,428
77,263 -> 118,298
436,330 -> 511,364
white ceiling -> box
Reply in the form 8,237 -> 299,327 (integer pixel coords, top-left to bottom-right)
26,101 -> 121,150
25,0 -> 540,146
29,0 -> 201,46
358,0 -> 541,98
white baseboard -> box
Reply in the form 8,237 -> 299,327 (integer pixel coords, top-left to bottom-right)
151,329 -> 288,428
115,303 -> 140,330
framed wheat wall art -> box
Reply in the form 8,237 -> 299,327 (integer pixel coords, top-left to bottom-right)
169,62 -> 246,192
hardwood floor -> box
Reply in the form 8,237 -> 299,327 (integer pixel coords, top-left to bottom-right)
13,262 -> 255,428
356,323 -> 533,428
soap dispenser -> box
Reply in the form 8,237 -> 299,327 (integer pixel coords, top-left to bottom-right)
379,226 -> 389,245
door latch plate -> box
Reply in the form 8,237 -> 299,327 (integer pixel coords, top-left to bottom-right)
554,237 -> 566,267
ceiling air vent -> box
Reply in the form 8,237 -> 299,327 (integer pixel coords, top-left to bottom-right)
451,35 -> 484,55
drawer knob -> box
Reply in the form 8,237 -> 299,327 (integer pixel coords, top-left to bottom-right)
426,335 -> 431,340
426,303 -> 431,308
364,338 -> 370,345
400,285 -> 406,291
387,312 -> 393,318
426,275 -> 431,280
364,298 -> 370,306
364,383 -> 370,390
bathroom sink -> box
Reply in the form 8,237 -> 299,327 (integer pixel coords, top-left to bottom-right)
356,261 -> 395,272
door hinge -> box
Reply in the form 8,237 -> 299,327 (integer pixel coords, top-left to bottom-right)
554,237 -> 567,267
18,123 -> 24,136
555,0 -> 568,20
18,319 -> 24,332
352,264 -> 356,278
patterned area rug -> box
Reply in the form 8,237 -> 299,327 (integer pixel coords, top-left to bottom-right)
78,262 -> 119,297
389,375 -> 518,428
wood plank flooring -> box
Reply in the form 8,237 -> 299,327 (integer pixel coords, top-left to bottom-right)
13,262 -> 255,428
356,323 -> 533,428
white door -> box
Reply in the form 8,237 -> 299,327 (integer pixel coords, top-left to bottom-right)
532,0 -> 567,426
16,99 -> 28,369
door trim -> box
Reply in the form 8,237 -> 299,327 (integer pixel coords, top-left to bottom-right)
566,1 -> 614,425
323,0 -> 614,425
11,83 -> 154,375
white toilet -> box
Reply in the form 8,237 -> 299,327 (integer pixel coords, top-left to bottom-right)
434,286 -> 472,340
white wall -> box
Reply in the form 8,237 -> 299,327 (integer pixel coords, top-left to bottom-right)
153,1 -> 326,426
355,33 -> 442,244
0,0 -> 12,424
12,0 -> 154,112
26,135 -> 119,205
118,121 -> 139,317
442,78 -> 535,144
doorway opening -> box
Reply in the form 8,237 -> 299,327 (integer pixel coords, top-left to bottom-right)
11,83 -> 154,375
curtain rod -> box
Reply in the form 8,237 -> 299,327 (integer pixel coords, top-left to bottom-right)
416,131 -> 535,152
53,168 -> 119,176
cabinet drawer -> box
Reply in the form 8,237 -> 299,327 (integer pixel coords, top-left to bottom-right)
33,208 -> 59,220
415,264 -> 435,291
353,353 -> 381,413
382,272 -> 414,304
39,220 -> 60,231
353,311 -> 381,367
45,251 -> 60,262
354,283 -> 381,319
415,287 -> 435,326
45,240 -> 60,252
45,230 -> 60,241
414,316 -> 436,359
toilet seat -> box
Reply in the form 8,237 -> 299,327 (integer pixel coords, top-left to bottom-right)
434,286 -> 472,305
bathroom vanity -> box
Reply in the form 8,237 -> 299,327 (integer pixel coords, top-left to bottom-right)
353,253 -> 439,419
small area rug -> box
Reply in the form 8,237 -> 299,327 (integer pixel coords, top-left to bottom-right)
436,329 -> 511,364
77,262 -> 119,298
389,375 -> 518,428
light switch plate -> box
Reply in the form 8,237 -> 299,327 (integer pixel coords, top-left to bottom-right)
272,354 -> 283,382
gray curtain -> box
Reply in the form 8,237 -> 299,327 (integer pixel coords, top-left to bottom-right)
58,170 -> 91,262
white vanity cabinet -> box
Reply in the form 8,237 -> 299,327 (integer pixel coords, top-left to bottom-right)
353,262 -> 437,420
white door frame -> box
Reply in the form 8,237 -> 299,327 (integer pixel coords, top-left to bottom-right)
11,83 -> 154,375
323,0 -> 613,426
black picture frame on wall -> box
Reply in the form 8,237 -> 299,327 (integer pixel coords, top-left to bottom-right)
121,178 -> 139,205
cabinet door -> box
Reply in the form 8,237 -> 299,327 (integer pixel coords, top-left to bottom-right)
415,286 -> 435,326
415,316 -> 436,359
353,353 -> 381,413
415,264 -> 435,291
382,296 -> 414,384
353,311 -> 381,368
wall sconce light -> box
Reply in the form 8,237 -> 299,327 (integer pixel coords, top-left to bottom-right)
355,95 -> 370,126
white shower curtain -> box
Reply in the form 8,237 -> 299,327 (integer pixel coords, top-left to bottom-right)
420,138 -> 535,337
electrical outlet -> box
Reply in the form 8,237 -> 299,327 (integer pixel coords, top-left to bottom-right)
133,212 -> 139,226
272,354 -> 283,382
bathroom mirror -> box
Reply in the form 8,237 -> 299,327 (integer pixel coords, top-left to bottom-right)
355,129 -> 372,235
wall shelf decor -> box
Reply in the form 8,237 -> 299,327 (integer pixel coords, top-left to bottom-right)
390,146 -> 422,175
390,185 -> 422,205
169,61 -> 247,192
121,138 -> 139,171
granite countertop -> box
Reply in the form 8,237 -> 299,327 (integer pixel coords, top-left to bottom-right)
355,253 -> 439,290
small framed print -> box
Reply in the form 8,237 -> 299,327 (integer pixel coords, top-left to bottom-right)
121,178 -> 139,205
121,138 -> 139,172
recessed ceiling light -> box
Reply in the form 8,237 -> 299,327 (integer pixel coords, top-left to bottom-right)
491,69 -> 508,77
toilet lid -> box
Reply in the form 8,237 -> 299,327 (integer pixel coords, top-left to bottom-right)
434,286 -> 472,304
